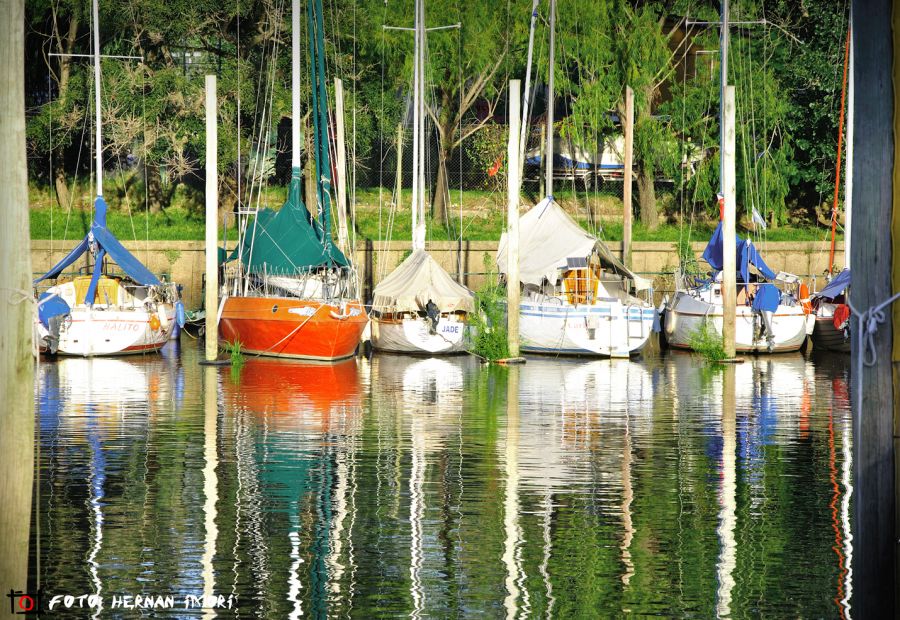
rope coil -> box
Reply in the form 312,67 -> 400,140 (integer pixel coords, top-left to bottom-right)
849,291 -> 900,368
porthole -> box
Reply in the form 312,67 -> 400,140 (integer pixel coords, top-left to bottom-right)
272,305 -> 278,313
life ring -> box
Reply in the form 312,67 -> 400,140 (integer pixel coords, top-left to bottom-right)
798,283 -> 813,315
149,314 -> 161,330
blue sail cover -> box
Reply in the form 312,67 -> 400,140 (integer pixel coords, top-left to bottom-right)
812,268 -> 851,300
34,196 -> 162,305
701,221 -> 777,284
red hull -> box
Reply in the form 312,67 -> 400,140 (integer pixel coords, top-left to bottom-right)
219,296 -> 368,360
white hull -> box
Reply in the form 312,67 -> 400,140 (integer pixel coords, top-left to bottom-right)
518,299 -> 656,357
664,291 -> 811,353
36,278 -> 178,357
371,315 -> 468,354
38,305 -> 175,356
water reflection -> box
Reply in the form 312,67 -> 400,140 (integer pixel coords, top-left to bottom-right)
32,346 -> 852,617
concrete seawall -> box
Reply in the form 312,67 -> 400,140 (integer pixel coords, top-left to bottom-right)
31,239 -> 845,309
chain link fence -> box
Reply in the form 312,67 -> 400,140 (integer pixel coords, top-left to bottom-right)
354,121 -> 634,211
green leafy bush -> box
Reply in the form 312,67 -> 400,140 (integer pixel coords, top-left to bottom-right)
688,319 -> 727,362
467,281 -> 510,362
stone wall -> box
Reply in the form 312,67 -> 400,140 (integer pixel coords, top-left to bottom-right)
31,239 -> 846,309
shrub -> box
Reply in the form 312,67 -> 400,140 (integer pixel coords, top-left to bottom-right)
688,318 -> 727,362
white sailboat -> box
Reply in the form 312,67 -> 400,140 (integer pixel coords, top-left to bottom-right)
663,227 -> 813,353
662,1 -> 813,355
33,0 -> 182,356
370,0 -> 475,354
496,0 -> 656,358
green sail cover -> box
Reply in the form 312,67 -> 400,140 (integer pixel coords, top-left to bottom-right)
230,172 -> 348,274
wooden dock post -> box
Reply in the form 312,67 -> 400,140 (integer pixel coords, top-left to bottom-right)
722,86 -> 736,359
623,85 -> 634,268
204,75 -> 218,362
507,80 -> 521,358
0,0 -> 34,602
852,0 -> 896,612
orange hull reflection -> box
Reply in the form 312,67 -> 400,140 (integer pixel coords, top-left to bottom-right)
224,357 -> 362,431
220,297 -> 368,361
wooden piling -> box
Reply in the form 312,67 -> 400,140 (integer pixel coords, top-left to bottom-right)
506,80 -> 521,358
722,86 -> 736,359
852,0 -> 896,612
0,0 -> 34,604
204,75 -> 218,362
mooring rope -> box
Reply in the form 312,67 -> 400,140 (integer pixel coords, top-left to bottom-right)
848,292 -> 900,426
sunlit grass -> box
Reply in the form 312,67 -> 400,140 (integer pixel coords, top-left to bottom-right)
30,181 -> 838,243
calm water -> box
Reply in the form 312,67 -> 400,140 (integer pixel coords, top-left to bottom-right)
31,342 -> 852,618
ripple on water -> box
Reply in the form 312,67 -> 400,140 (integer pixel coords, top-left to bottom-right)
32,344 -> 851,617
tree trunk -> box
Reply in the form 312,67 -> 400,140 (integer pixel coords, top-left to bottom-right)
53,163 -> 69,210
0,0 -> 35,606
49,15 -> 78,214
636,160 -> 658,231
432,143 -> 452,229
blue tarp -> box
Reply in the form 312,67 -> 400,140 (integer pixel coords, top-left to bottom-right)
701,221 -> 777,284
38,292 -> 70,327
813,268 -> 851,300
34,196 -> 162,305
751,283 -> 781,313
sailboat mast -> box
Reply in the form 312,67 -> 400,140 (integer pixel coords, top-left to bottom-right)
92,0 -> 103,197
844,17 -> 853,271
829,27 -> 851,274
411,0 -> 421,250
291,0 -> 300,169
418,0 -> 426,247
314,0 -> 332,240
544,0 -> 555,198
411,0 -> 427,251
518,0 -> 539,180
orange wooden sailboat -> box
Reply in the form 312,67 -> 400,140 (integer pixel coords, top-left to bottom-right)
220,295 -> 366,360
219,0 -> 366,360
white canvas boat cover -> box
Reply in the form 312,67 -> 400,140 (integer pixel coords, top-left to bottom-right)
372,249 -> 476,313
497,197 -> 651,291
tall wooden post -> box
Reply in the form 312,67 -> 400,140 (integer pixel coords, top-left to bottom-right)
622,86 -> 634,267
506,80 -> 521,357
204,75 -> 218,362
721,86 -> 736,358
852,0 -> 896,613
0,0 -> 34,605
334,77 -> 350,252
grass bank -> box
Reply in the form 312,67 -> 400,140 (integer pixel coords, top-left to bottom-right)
30,183 -> 837,244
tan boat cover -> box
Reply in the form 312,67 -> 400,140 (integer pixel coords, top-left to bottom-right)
497,197 -> 651,291
372,249 -> 476,313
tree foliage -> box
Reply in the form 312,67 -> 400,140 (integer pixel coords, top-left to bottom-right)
24,0 -> 850,233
